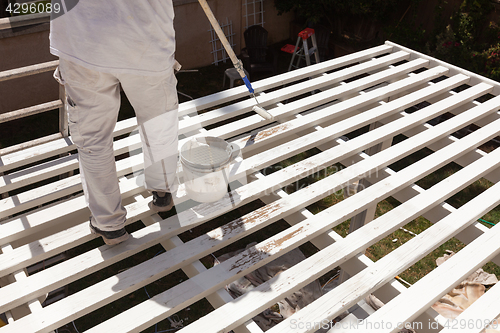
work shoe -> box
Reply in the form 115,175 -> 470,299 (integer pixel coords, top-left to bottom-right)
89,218 -> 129,245
149,191 -> 174,212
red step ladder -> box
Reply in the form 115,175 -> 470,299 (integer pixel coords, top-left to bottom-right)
281,28 -> 320,71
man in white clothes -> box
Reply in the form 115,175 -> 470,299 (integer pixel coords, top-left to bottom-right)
50,1 -> 179,245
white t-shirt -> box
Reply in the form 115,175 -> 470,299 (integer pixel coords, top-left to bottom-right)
49,0 -> 176,76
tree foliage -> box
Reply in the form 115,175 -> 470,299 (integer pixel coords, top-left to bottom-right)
273,0 -> 398,26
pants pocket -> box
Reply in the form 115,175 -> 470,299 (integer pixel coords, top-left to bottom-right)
161,73 -> 178,112
53,66 -> 65,85
67,101 -> 90,153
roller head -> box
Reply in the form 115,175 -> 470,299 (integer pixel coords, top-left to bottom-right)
252,105 -> 274,121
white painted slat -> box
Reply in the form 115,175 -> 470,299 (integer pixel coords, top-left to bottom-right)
0,144 -> 143,219
0,243 -> 46,326
0,175 -> 82,219
378,110 -> 500,186
0,59 -> 57,83
0,117 -> 138,174
171,125 -> 500,333
0,174 -> 150,247
2,88 -> 498,315
0,154 -> 78,194
0,195 -> 88,244
0,137 -> 74,174
0,100 -> 63,124
0,132 -> 141,196
387,41 -> 500,95
0,133 -> 64,159
0,153 -> 147,221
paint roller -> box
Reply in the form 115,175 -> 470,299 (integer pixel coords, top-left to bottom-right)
198,0 -> 274,121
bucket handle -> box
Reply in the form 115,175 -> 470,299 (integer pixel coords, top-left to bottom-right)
228,143 -> 241,162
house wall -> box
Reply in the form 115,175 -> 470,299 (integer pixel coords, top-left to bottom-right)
0,23 -> 58,115
174,0 -> 293,69
174,0 -> 244,69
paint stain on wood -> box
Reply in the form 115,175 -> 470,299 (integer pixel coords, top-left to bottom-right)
209,202 -> 284,240
260,226 -> 305,253
229,225 -> 305,275
230,246 -> 270,275
242,123 -> 293,147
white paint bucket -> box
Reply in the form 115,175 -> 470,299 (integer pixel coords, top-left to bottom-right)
180,136 -> 240,203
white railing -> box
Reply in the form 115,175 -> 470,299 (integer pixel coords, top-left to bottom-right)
0,11 -> 49,30
0,10 -> 66,156
0,60 -> 66,156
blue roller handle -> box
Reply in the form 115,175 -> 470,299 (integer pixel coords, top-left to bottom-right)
242,76 -> 255,94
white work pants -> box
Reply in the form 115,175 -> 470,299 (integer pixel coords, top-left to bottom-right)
56,59 -> 179,231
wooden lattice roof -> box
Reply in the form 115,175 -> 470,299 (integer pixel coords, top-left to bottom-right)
1,41 -> 500,333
